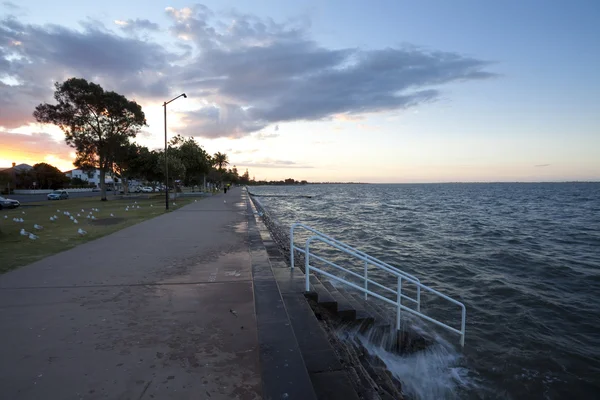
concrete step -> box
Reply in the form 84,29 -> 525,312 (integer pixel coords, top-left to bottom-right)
346,291 -> 392,327
248,203 -> 318,400
321,280 -> 357,321
334,286 -> 380,325
305,280 -> 338,312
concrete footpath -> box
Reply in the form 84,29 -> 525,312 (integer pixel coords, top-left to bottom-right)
0,188 -> 262,399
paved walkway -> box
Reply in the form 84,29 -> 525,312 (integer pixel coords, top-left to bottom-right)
0,188 -> 262,399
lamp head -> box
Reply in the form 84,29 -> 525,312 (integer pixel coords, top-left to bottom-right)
182,93 -> 187,98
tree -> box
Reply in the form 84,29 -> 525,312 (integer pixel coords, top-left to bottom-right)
70,177 -> 88,187
15,169 -> 36,189
158,152 -> 186,187
34,78 -> 146,201
32,163 -> 69,189
172,137 -> 211,187
222,165 -> 239,185
213,152 -> 229,171
112,141 -> 140,194
240,169 -> 250,185
0,171 -> 15,194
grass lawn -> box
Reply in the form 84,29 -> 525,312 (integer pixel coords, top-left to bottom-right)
0,195 -> 198,274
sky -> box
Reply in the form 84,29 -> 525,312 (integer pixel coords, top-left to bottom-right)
0,0 -> 598,183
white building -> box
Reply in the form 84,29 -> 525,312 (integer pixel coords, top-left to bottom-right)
65,169 -> 115,187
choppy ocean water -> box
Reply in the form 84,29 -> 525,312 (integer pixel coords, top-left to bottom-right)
249,183 -> 600,400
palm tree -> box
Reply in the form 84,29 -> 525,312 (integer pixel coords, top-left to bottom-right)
213,152 -> 229,171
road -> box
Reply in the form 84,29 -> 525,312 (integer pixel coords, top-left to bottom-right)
9,191 -> 117,204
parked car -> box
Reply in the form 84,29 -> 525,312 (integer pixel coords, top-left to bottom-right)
92,187 -> 100,192
141,187 -> 154,193
0,196 -> 20,209
47,190 -> 69,200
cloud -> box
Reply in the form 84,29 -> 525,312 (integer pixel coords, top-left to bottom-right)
176,104 -> 267,138
0,131 -> 73,161
2,1 -> 19,10
236,158 -> 313,169
139,130 -> 154,139
312,140 -> 334,145
166,5 -> 495,138
253,132 -> 280,140
115,18 -> 160,33
1,5 -> 495,140
0,15 -> 175,127
231,149 -> 259,155
535,164 -> 551,167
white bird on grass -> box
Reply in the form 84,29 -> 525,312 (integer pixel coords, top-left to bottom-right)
50,216 -> 56,222
73,219 -> 78,224
91,216 -> 96,220
70,216 -> 74,220
34,224 -> 43,230
110,213 -> 114,217
81,209 -> 84,212
20,228 -> 28,236
86,215 -> 91,219
173,202 -> 176,206
224,200 -> 227,203
77,213 -> 81,217
56,209 -> 60,212
77,228 -> 86,235
150,204 -> 153,207
22,211 -> 25,214
3,215 -> 7,219
29,233 -> 38,240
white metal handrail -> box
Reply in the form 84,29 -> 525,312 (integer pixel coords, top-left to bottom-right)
291,222 -> 422,310
293,226 -> 466,346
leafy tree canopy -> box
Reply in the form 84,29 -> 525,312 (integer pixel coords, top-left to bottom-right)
34,78 -> 146,200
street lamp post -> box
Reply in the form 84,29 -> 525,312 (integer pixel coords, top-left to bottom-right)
163,93 -> 187,210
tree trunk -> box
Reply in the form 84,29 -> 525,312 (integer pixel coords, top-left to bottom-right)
123,178 -> 129,195
99,168 -> 107,201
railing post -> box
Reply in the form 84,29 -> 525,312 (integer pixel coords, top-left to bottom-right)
460,305 -> 466,347
396,276 -> 402,331
290,225 -> 295,270
417,286 -> 421,312
305,238 -> 311,292
364,261 -> 368,300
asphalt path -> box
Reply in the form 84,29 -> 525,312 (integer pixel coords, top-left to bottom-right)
0,187 -> 262,399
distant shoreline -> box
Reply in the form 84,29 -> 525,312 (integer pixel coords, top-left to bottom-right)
250,181 -> 599,186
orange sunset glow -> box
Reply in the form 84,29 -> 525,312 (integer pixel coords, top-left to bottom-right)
0,126 -> 76,171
